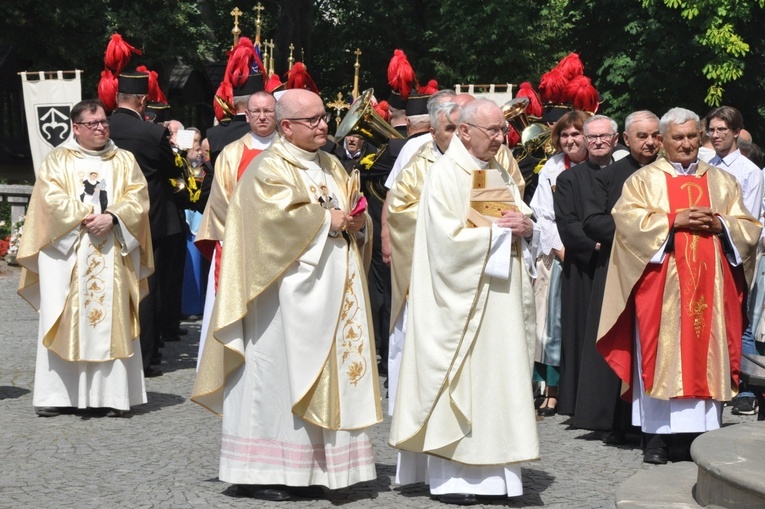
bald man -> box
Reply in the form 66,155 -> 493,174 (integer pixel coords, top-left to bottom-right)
192,89 -> 382,501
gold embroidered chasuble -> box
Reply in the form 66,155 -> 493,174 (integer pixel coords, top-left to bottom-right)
387,141 -> 438,331
17,139 -> 152,362
192,136 -> 382,430
596,158 -> 760,401
389,135 -> 539,465
196,132 -> 272,253
495,143 -> 525,197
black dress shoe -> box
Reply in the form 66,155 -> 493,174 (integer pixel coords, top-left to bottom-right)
236,484 -> 291,501
34,407 -> 61,417
643,447 -> 668,465
288,485 -> 325,498
603,430 -> 626,445
144,366 -> 163,378
177,327 -> 188,336
437,493 -> 477,505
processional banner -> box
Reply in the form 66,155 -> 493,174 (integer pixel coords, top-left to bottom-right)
20,70 -> 82,177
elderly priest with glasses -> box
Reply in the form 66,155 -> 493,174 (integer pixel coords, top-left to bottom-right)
17,99 -> 153,418
192,89 -> 381,502
389,98 -> 539,505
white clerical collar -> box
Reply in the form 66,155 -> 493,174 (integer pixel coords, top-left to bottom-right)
432,140 -> 445,158
283,138 -> 321,169
669,159 -> 699,175
250,130 -> 276,148
468,152 -> 490,169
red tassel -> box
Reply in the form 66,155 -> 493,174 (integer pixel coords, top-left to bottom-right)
373,99 -> 390,123
515,82 -> 543,117
136,65 -> 167,104
98,69 -> 118,112
538,68 -> 568,104
417,79 -> 439,95
285,62 -> 319,93
265,74 -> 283,93
387,49 -> 417,101
104,33 -> 142,74
564,75 -> 599,113
213,81 -> 233,122
556,52 -> 584,80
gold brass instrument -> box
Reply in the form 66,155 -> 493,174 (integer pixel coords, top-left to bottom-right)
502,97 -> 554,162
336,88 -> 404,147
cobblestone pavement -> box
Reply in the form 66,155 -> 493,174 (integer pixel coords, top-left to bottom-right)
0,263 -> 752,508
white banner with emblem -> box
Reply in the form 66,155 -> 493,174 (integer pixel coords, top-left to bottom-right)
20,70 -> 82,177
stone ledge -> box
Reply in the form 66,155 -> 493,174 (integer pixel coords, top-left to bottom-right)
616,461 -> 700,508
692,421 -> 765,508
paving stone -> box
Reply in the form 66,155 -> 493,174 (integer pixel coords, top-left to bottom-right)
0,263 -> 755,508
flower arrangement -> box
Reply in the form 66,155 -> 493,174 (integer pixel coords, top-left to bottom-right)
6,216 -> 24,265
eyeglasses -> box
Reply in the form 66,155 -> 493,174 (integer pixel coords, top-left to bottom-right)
706,127 -> 730,135
248,108 -> 275,116
75,119 -> 110,130
585,133 -> 616,143
286,112 -> 331,128
465,122 -> 508,139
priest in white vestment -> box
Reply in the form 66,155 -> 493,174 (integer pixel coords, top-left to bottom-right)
17,99 -> 153,417
389,99 -> 540,506
195,91 -> 277,370
192,89 -> 382,502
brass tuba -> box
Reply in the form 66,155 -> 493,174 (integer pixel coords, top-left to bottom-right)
336,88 -> 403,147
502,97 -> 554,161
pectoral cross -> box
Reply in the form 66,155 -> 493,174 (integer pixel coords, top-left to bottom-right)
327,92 -> 350,129
230,7 -> 242,47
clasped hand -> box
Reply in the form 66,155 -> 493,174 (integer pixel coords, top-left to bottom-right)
82,213 -> 114,237
674,207 -> 722,234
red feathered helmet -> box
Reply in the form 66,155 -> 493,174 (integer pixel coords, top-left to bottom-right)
97,69 -> 119,112
136,65 -> 167,104
555,53 -> 585,81
387,49 -> 418,107
564,75 -> 600,114
104,33 -> 142,74
538,68 -> 568,105
514,82 -> 543,118
284,62 -> 319,93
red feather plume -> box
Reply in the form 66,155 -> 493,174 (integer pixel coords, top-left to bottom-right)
564,75 -> 599,113
515,82 -> 543,117
417,79 -> 439,95
538,68 -> 568,104
555,52 -> 584,80
104,33 -> 142,74
285,62 -> 319,93
225,37 -> 260,88
136,65 -> 167,104
265,73 -> 283,93
373,100 -> 390,123
98,69 -> 118,112
387,49 -> 417,101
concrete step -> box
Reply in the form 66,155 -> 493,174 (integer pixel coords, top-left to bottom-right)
692,421 -> 765,509
615,461 -> 701,508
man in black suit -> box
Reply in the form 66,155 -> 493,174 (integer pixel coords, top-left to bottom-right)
108,71 -> 185,377
580,110 -> 661,445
